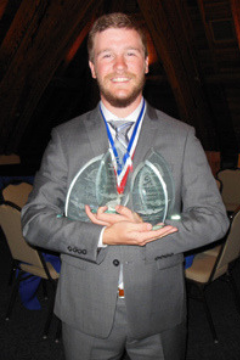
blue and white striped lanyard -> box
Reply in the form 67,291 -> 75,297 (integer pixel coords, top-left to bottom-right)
100,99 -> 146,175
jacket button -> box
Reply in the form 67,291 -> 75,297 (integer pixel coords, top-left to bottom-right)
113,259 -> 120,266
67,246 -> 72,252
82,250 -> 87,255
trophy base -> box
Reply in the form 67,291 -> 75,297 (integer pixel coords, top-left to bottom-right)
91,209 -> 116,214
152,224 -> 164,230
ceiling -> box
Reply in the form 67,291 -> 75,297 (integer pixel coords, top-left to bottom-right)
0,0 -> 240,171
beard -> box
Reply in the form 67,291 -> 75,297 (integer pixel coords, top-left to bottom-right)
96,72 -> 146,108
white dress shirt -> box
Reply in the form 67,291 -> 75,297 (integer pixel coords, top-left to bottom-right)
98,98 -> 146,289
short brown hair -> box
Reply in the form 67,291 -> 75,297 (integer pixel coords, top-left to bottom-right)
87,12 -> 148,62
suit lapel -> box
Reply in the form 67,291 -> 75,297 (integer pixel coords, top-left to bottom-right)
123,104 -> 160,199
133,104 -> 159,168
84,105 -> 109,158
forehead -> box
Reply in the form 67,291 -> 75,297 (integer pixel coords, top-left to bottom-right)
93,28 -> 144,53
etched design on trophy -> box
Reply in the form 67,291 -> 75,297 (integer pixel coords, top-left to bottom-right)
130,149 -> 175,225
65,151 -> 129,221
65,155 -> 103,221
96,150 -> 125,212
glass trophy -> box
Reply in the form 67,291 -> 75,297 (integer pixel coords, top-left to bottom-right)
65,150 -> 128,221
65,148 -> 174,226
65,155 -> 102,221
130,149 -> 175,225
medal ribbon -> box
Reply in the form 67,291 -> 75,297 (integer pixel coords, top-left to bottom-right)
100,100 -> 145,193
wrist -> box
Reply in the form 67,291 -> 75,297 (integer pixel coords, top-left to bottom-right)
99,226 -> 108,247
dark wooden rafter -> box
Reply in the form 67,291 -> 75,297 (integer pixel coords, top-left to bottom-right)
196,0 -> 239,157
0,0 -> 43,80
137,0 -> 216,148
102,0 -> 126,13
0,0 -> 104,153
196,0 -> 234,71
0,0 -> 239,157
0,0 -> 8,20
231,0 -> 240,50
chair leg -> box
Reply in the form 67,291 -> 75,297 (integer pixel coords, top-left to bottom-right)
42,284 -> 56,340
5,272 -> 21,320
55,318 -> 62,343
226,271 -> 240,315
8,260 -> 17,286
200,287 -> 219,343
41,280 -> 48,300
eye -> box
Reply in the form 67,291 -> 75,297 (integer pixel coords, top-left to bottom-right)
101,53 -> 113,60
127,51 -> 136,57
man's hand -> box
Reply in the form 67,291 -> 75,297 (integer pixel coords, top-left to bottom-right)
85,204 -> 142,226
103,221 -> 178,246
85,204 -> 178,246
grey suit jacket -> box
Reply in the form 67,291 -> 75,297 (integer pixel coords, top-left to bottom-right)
22,103 -> 229,339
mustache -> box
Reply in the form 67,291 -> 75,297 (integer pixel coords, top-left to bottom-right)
105,72 -> 136,80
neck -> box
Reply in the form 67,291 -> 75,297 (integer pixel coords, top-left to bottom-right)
101,95 -> 143,118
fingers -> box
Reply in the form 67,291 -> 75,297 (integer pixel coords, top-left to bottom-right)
84,204 -> 93,220
130,224 -> 178,246
132,212 -> 144,223
85,205 -> 111,226
85,204 -> 141,225
116,205 -> 144,223
103,221 -> 152,246
96,206 -> 109,217
103,221 -> 178,246
85,205 -> 132,225
115,205 -> 141,222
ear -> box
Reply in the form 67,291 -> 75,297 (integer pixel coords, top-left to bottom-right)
145,56 -> 149,74
89,61 -> 97,79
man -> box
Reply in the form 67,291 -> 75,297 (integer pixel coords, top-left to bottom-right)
22,13 -> 229,360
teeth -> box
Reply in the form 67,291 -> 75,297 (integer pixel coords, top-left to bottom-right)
112,78 -> 129,82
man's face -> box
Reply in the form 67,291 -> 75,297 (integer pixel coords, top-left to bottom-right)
89,28 -> 149,108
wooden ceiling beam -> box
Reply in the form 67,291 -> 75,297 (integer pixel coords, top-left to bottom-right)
0,0 -> 103,153
102,0 -> 126,13
137,0 -> 215,148
230,0 -> 240,50
0,0 -> 43,80
0,0 -> 8,21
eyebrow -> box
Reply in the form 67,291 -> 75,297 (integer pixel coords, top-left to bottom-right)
96,47 -> 142,57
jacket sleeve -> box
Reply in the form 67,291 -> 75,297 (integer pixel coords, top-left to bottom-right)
21,127 -> 105,264
145,126 -> 230,262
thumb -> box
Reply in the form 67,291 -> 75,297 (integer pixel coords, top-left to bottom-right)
136,222 -> 152,232
115,205 -> 134,218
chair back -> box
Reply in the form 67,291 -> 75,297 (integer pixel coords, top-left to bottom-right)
217,169 -> 240,212
212,209 -> 240,281
0,154 -> 20,165
215,178 -> 222,192
0,204 -> 43,267
2,182 -> 33,208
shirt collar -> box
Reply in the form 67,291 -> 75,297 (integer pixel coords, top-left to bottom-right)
100,98 -> 145,123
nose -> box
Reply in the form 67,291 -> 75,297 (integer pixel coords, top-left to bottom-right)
113,55 -> 127,72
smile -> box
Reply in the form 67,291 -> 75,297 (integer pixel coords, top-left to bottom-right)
112,77 -> 130,83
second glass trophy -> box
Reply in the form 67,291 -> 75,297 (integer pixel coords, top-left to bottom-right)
65,148 -> 175,225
